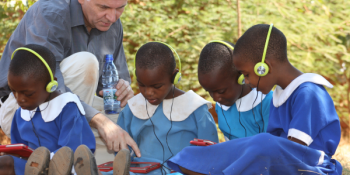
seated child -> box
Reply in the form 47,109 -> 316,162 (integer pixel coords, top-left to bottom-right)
167,24 -> 342,175
198,41 -> 272,140
102,42 -> 219,175
0,44 -> 96,175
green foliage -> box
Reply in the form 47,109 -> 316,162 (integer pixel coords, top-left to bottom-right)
1,0 -> 350,131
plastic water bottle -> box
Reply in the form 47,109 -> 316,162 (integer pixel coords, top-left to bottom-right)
102,54 -> 121,114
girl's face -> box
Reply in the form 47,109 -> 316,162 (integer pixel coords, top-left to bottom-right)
136,67 -> 174,106
8,73 -> 50,111
199,69 -> 242,107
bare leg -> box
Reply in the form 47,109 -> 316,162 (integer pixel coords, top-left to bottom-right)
0,155 -> 16,175
180,166 -> 205,175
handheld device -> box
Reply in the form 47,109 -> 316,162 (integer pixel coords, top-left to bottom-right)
98,161 -> 161,173
190,138 -> 217,146
0,144 -> 34,157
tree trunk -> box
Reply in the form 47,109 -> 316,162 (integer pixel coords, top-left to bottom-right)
237,0 -> 241,37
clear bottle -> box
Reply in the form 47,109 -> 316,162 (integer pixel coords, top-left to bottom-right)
102,54 -> 121,114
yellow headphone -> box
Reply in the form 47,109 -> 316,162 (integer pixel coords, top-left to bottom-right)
134,42 -> 182,85
254,23 -> 273,76
11,47 -> 58,93
209,40 -> 245,85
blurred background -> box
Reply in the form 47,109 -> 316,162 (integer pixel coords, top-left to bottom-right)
1,0 -> 350,173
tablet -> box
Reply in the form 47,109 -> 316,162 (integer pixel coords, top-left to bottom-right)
0,144 -> 34,157
98,161 -> 161,173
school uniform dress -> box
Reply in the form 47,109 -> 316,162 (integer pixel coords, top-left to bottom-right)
102,90 -> 218,175
216,89 -> 272,140
167,73 -> 342,175
10,92 -> 96,175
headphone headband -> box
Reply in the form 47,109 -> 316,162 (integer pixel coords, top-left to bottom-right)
11,47 -> 55,82
262,24 -> 273,63
134,42 -> 182,84
209,40 -> 234,50
11,47 -> 58,93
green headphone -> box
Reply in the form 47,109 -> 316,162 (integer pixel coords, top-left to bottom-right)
11,47 -> 58,93
209,40 -> 245,85
254,23 -> 273,76
134,42 -> 182,85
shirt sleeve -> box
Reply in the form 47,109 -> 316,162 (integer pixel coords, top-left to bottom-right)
287,85 -> 329,146
194,105 -> 219,143
261,91 -> 273,132
10,110 -> 28,145
54,103 -> 96,154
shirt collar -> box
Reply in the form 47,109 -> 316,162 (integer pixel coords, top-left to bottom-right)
128,90 -> 212,121
217,88 -> 266,112
273,73 -> 333,107
20,92 -> 85,122
70,0 -> 85,27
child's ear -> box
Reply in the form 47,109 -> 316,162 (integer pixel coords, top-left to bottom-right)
54,77 -> 58,81
265,60 -> 273,75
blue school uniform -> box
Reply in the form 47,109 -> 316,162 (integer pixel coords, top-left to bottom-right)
167,73 -> 342,175
10,92 -> 96,175
216,89 -> 272,140
102,90 -> 218,175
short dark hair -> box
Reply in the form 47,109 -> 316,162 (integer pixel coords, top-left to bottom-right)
198,41 -> 238,77
233,24 -> 287,63
135,42 -> 176,76
9,44 -> 56,83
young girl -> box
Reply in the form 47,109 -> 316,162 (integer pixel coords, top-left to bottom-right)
0,44 -> 96,175
197,41 -> 272,140
103,42 -> 219,175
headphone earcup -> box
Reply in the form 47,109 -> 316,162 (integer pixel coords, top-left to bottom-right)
46,80 -> 58,93
254,62 -> 269,76
173,72 -> 182,85
238,74 -> 245,85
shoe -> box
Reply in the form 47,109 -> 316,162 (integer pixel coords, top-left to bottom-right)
113,149 -> 130,175
74,145 -> 98,175
48,146 -> 73,175
25,147 -> 50,175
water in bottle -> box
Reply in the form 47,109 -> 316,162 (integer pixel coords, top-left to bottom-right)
102,54 -> 121,114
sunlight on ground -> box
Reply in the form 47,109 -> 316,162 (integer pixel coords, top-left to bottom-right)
334,137 -> 350,175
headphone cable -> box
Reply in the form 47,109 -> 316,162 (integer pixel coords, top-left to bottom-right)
251,77 -> 262,133
237,86 -> 247,137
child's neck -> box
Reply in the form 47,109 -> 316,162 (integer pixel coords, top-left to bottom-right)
239,84 -> 252,98
45,91 -> 61,103
276,63 -> 303,90
164,87 -> 185,99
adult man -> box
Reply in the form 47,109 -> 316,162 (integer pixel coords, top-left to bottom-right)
0,0 -> 141,163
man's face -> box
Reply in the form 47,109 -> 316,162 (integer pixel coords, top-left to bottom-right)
198,69 -> 242,107
233,55 -> 275,94
78,0 -> 127,32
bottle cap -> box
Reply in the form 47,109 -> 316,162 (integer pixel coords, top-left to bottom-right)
105,54 -> 113,62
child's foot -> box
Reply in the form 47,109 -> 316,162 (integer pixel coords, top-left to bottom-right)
73,145 -> 98,175
48,146 -> 73,175
113,149 -> 130,175
25,147 -> 50,175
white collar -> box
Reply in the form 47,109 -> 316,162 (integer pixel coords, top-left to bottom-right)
217,88 -> 266,112
273,73 -> 333,107
127,90 -> 212,121
20,92 -> 85,122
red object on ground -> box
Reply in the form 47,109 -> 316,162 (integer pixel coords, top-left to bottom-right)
98,161 -> 161,173
0,143 -> 34,157
190,138 -> 217,146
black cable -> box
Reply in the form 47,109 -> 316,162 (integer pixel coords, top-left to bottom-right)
219,105 -> 233,139
28,95 -> 51,147
251,77 -> 262,133
162,85 -> 175,170
238,93 -> 247,137
145,100 -> 165,175
260,91 -> 265,132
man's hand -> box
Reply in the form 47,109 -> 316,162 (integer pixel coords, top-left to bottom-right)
99,79 -> 134,108
90,113 -> 141,157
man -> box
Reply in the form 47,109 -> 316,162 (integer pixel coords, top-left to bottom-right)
0,0 -> 141,163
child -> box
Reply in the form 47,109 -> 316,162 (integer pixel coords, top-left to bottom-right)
102,42 -> 219,175
0,44 -> 96,175
198,41 -> 272,140
167,24 -> 342,175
